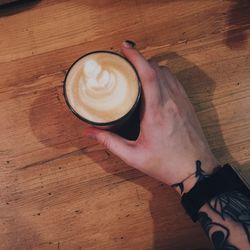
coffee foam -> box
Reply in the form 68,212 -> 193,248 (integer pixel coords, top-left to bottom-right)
65,52 -> 139,123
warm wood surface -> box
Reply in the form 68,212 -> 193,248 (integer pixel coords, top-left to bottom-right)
0,1 -> 250,249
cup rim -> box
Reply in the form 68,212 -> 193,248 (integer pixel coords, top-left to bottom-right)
63,50 -> 141,127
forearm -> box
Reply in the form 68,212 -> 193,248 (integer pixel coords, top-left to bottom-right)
172,160 -> 250,249
198,191 -> 250,250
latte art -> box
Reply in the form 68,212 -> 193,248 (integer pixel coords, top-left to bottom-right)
64,52 -> 140,124
79,59 -> 128,111
83,59 -> 115,90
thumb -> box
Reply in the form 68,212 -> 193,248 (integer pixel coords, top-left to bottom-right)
84,127 -> 135,164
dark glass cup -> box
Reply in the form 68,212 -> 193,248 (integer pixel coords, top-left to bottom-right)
63,51 -> 141,140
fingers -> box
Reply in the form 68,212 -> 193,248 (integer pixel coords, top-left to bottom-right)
150,60 -> 187,97
161,68 -> 188,97
121,41 -> 153,80
121,41 -> 161,108
149,60 -> 170,101
84,127 -> 136,166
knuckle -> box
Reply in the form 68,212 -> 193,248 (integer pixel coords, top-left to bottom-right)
163,65 -> 172,74
144,67 -> 157,82
166,99 -> 180,115
101,134 -> 111,149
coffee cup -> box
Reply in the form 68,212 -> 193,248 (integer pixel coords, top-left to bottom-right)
63,51 -> 141,140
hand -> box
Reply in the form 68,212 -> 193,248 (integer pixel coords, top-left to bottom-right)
85,42 -> 219,194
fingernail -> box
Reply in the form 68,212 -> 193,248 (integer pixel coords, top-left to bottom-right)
123,40 -> 136,48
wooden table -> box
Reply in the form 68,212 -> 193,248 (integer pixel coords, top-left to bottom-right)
0,1 -> 249,249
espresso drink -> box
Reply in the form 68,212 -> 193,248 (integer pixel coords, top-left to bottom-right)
64,51 -> 141,139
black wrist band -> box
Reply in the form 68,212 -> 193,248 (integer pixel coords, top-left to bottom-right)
181,164 -> 250,222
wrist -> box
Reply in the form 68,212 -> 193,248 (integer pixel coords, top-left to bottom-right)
172,158 -> 220,196
175,174 -> 198,196
180,164 -> 250,222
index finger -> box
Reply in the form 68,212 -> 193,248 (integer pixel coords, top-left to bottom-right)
121,41 -> 161,108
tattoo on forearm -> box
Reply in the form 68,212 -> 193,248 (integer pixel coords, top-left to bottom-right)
171,160 -> 210,194
171,181 -> 184,194
208,191 -> 250,242
198,211 -> 239,250
198,191 -> 250,249
195,160 -> 210,181
172,160 -> 250,248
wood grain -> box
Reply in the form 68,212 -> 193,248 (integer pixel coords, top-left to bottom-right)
0,0 -> 249,249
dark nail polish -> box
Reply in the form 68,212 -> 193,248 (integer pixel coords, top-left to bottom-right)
125,40 -> 136,48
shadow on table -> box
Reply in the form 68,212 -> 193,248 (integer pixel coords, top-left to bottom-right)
224,0 -> 250,49
29,52 -> 248,249
28,84 -> 91,151
0,0 -> 40,17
